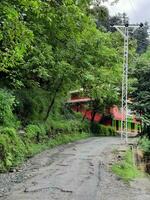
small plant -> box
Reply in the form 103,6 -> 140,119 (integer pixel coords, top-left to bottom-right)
25,124 -> 46,142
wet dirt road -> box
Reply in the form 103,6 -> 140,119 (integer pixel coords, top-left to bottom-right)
0,137 -> 150,200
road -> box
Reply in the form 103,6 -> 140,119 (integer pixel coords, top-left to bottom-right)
0,137 -> 150,200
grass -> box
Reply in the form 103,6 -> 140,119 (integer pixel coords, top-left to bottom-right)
26,132 -> 90,157
112,150 -> 142,182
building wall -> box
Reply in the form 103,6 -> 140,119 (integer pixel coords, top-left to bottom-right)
112,119 -> 141,134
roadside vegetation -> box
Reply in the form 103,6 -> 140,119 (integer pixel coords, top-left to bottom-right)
132,48 -> 150,173
112,150 -> 142,182
138,137 -> 150,155
0,126 -> 90,172
138,137 -> 150,175
90,123 -> 117,136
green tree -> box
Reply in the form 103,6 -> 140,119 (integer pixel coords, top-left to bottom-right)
132,49 -> 150,136
0,0 -> 123,124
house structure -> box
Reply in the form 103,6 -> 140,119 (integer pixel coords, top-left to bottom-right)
67,90 -> 141,135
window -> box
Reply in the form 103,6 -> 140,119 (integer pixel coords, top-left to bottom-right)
131,123 -> 135,132
116,120 -> 119,131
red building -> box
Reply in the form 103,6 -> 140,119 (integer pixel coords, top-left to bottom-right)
67,90 -> 141,134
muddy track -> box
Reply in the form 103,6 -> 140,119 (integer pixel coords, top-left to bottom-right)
0,137 -> 150,200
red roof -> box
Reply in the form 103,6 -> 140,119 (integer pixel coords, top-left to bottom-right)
110,106 -> 125,121
67,98 -> 92,104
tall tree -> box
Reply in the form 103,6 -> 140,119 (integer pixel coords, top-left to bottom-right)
0,0 -> 123,122
132,49 -> 150,136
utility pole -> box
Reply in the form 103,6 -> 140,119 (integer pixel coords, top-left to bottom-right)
112,23 -> 143,143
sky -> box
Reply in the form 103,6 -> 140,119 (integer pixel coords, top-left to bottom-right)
102,0 -> 150,24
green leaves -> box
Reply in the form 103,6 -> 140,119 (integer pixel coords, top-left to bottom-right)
0,89 -> 17,127
131,48 -> 150,134
0,3 -> 33,72
0,0 -> 123,122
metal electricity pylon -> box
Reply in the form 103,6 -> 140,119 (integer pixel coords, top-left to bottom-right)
112,23 -> 143,143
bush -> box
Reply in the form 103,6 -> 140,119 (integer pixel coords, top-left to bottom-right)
91,122 -> 116,136
25,124 -> 47,142
138,136 -> 150,154
0,89 -> 18,127
90,122 -> 100,135
15,87 -> 50,123
50,132 -> 90,146
45,117 -> 90,138
0,118 -> 91,171
107,126 -> 116,136
0,128 -> 27,171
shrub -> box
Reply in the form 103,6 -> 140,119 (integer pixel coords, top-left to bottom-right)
47,132 -> 90,148
107,126 -> 116,136
138,136 -> 150,154
38,123 -> 47,137
91,122 -> 116,136
0,119 -> 91,171
45,117 -> 90,138
15,87 -> 50,123
0,128 -> 27,171
25,124 -> 47,142
90,122 -> 100,135
0,89 -> 18,127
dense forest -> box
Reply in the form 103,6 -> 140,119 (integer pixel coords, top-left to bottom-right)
0,0 -> 149,171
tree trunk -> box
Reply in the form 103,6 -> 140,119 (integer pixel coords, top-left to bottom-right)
91,110 -> 96,123
90,110 -> 97,134
44,77 -> 63,121
82,110 -> 88,122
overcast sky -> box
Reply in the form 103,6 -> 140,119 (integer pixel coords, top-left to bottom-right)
103,0 -> 150,23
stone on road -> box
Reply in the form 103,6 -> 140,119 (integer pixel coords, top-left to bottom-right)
1,137 -> 150,200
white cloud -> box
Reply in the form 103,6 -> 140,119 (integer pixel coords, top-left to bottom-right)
102,0 -> 150,23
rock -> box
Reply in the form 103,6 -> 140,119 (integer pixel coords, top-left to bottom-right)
32,181 -> 38,185
16,168 -> 22,172
117,155 -> 122,160
0,193 -> 4,197
9,168 -> 16,173
24,187 -> 28,193
89,162 -> 94,166
116,176 -> 121,181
